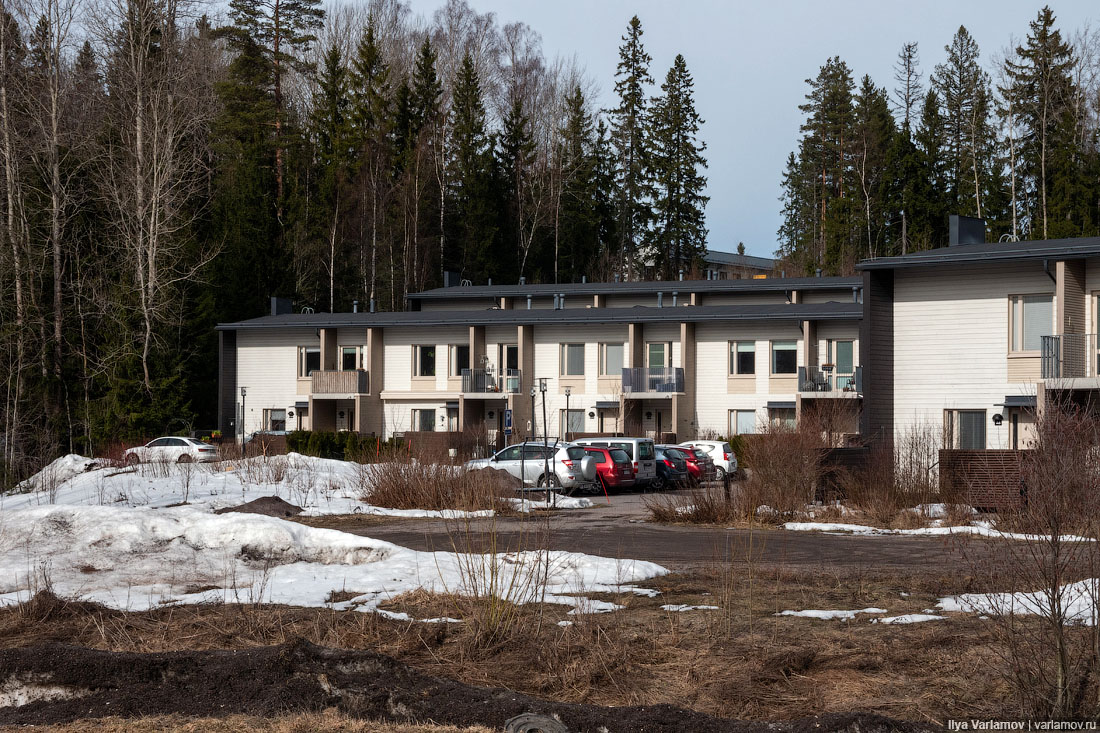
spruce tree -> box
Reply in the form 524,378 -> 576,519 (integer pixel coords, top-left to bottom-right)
892,42 -> 923,129
498,98 -> 537,277
609,15 -> 654,278
557,85 -> 598,282
913,89 -> 950,247
648,54 -> 708,279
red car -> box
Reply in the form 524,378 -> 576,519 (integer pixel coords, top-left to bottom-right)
669,446 -> 715,485
583,447 -> 636,492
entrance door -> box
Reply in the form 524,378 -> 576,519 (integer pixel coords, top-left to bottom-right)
336,406 -> 352,431
832,340 -> 855,390
446,407 -> 459,431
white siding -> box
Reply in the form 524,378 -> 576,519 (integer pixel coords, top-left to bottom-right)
530,324 -> 629,436
236,328 -> 315,434
382,326 -> 468,392
893,262 -> 1054,449
384,400 -> 450,436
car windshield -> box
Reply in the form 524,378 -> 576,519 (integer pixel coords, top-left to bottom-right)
609,449 -> 630,463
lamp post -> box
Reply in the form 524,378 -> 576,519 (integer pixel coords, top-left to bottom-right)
538,377 -> 551,503
564,387 -> 572,441
239,387 -> 247,455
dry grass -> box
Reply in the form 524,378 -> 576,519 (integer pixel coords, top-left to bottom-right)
645,483 -> 746,524
363,462 -> 515,514
0,713 -> 495,732
0,564 -> 1032,722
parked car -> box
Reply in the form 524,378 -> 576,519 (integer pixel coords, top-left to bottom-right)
582,446 -> 636,493
465,440 -> 598,493
678,440 -> 738,481
572,437 -> 657,488
123,437 -> 219,464
653,445 -> 689,490
679,446 -> 716,484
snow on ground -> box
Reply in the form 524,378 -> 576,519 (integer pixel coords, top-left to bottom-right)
939,579 -> 1100,624
783,521 -> 1093,543
660,604 -> 719,612
3,454 -> 589,518
510,496 -> 595,512
873,614 -> 946,624
775,608 -> 887,620
0,504 -> 667,618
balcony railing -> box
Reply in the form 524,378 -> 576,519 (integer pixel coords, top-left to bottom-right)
311,369 -> 369,394
622,367 -> 684,394
1041,334 -> 1099,378
798,365 -> 863,393
461,368 -> 521,393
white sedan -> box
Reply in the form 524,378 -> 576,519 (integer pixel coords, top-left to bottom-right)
123,437 -> 219,464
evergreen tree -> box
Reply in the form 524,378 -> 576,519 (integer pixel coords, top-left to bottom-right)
498,97 -> 537,277
556,85 -> 598,282
851,75 -> 896,259
592,117 -> 619,275
647,54 -> 708,279
609,15 -> 654,278
913,89 -> 950,247
892,42 -> 923,129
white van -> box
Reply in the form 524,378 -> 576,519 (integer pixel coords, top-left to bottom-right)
573,437 -> 657,488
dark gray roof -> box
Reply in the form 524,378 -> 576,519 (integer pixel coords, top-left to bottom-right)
857,236 -> 1100,271
217,302 -> 861,331
704,249 -> 776,269
408,275 -> 860,301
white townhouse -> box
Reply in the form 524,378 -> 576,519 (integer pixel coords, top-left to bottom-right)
216,276 -> 864,446
860,216 -> 1100,452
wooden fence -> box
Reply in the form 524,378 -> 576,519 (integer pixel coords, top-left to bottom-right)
939,449 -> 1027,511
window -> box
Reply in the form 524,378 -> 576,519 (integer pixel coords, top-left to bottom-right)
449,344 -> 470,377
561,343 -> 585,376
264,409 -> 287,431
769,407 -> 796,429
500,344 -> 518,372
412,408 -> 436,431
298,347 -> 320,377
729,341 -> 755,375
946,409 -> 987,450
834,340 -> 854,374
647,342 -> 671,368
771,340 -> 797,375
341,346 -> 362,371
730,409 -> 757,435
586,448 -> 608,464
1010,294 -> 1053,352
413,345 -> 436,377
600,343 -> 624,376
495,445 -> 522,461
562,409 -> 584,436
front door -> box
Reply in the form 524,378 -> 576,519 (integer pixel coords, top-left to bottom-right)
832,340 -> 855,390
336,406 -> 353,432
447,407 -> 459,432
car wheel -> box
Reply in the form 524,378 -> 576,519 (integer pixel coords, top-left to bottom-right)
651,475 -> 667,491
537,473 -> 560,488
177,454 -> 193,464
715,466 -> 727,482
124,453 -> 140,466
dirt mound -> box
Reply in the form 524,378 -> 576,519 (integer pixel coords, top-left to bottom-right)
472,466 -> 524,490
214,496 -> 303,518
0,641 -> 937,732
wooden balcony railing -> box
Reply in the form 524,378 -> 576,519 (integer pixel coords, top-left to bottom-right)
311,369 -> 369,394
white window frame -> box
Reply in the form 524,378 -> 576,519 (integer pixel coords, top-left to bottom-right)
1009,293 -> 1054,355
340,345 -> 364,371
770,340 -> 798,375
600,342 -> 625,377
263,408 -> 287,431
729,341 -> 756,376
298,346 -> 321,377
729,409 -> 757,436
411,408 -> 437,432
646,341 -> 672,368
413,345 -> 437,378
560,343 -> 585,376
449,344 -> 471,377
945,409 -> 987,450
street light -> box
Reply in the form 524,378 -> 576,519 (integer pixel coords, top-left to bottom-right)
538,378 -> 550,502
564,387 -> 571,441
239,387 -> 247,455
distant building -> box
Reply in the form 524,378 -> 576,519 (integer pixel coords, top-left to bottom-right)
702,249 -> 776,280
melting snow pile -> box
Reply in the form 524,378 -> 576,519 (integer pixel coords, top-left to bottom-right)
3,453 -> 589,518
782,521 -> 1093,542
0,505 -> 667,616
939,580 -> 1100,624
873,614 -> 946,624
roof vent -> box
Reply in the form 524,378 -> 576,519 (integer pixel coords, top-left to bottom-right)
553,293 -> 560,309
614,274 -> 620,283
582,275 -> 587,283
526,295 -> 532,310
353,300 -> 358,313
672,291 -> 678,307
949,215 -> 986,246
519,276 -> 526,285
657,292 -> 664,308
270,297 -> 292,316
559,293 -> 565,309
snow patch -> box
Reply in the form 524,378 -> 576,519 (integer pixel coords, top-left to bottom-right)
661,604 -> 719,612
783,521 -> 1093,542
0,676 -> 89,707
776,607 -> 887,620
939,579 -> 1100,624
873,614 -> 946,624
509,496 -> 594,512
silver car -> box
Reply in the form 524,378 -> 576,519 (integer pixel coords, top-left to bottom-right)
123,437 -> 219,464
466,441 -> 597,493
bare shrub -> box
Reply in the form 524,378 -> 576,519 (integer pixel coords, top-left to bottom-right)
839,422 -> 940,524
366,462 -> 513,513
645,483 -> 745,524
958,401 -> 1100,717
741,422 -> 824,519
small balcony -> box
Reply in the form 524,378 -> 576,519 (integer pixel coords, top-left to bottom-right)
1041,334 -> 1099,378
798,365 -> 863,394
461,368 -> 521,394
311,369 -> 369,395
622,367 -> 684,395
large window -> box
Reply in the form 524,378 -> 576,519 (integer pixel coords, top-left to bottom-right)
298,347 -> 320,377
600,342 -> 624,376
413,345 -> 436,377
771,341 -> 797,375
562,409 -> 585,437
946,409 -> 987,450
341,346 -> 363,371
449,344 -> 470,377
1010,294 -> 1053,352
500,344 -> 518,372
264,408 -> 287,431
647,342 -> 671,368
729,409 -> 757,435
412,408 -> 436,431
769,407 -> 796,429
729,341 -> 755,375
834,340 -> 854,374
561,343 -> 585,376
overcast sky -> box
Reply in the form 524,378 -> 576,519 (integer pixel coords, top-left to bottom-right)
406,0 -> 1097,258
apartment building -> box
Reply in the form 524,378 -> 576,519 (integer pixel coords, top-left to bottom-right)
860,217 -> 1100,451
217,277 -> 863,445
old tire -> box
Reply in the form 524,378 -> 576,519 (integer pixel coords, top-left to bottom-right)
504,713 -> 569,733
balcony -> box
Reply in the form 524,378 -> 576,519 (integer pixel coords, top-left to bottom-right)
1041,334 -> 1098,378
798,365 -> 863,394
461,368 -> 521,394
311,369 -> 369,396
622,367 -> 684,396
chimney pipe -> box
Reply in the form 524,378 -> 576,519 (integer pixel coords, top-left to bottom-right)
559,293 -> 565,309
678,269 -> 684,281
949,214 -> 986,246
657,292 -> 664,308
369,298 -> 376,313
553,294 -> 559,309
672,291 -> 678,307
353,300 -> 358,313
614,274 -> 620,283
815,268 -> 822,278
582,275 -> 587,283
526,294 -> 532,310
519,276 -> 526,285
